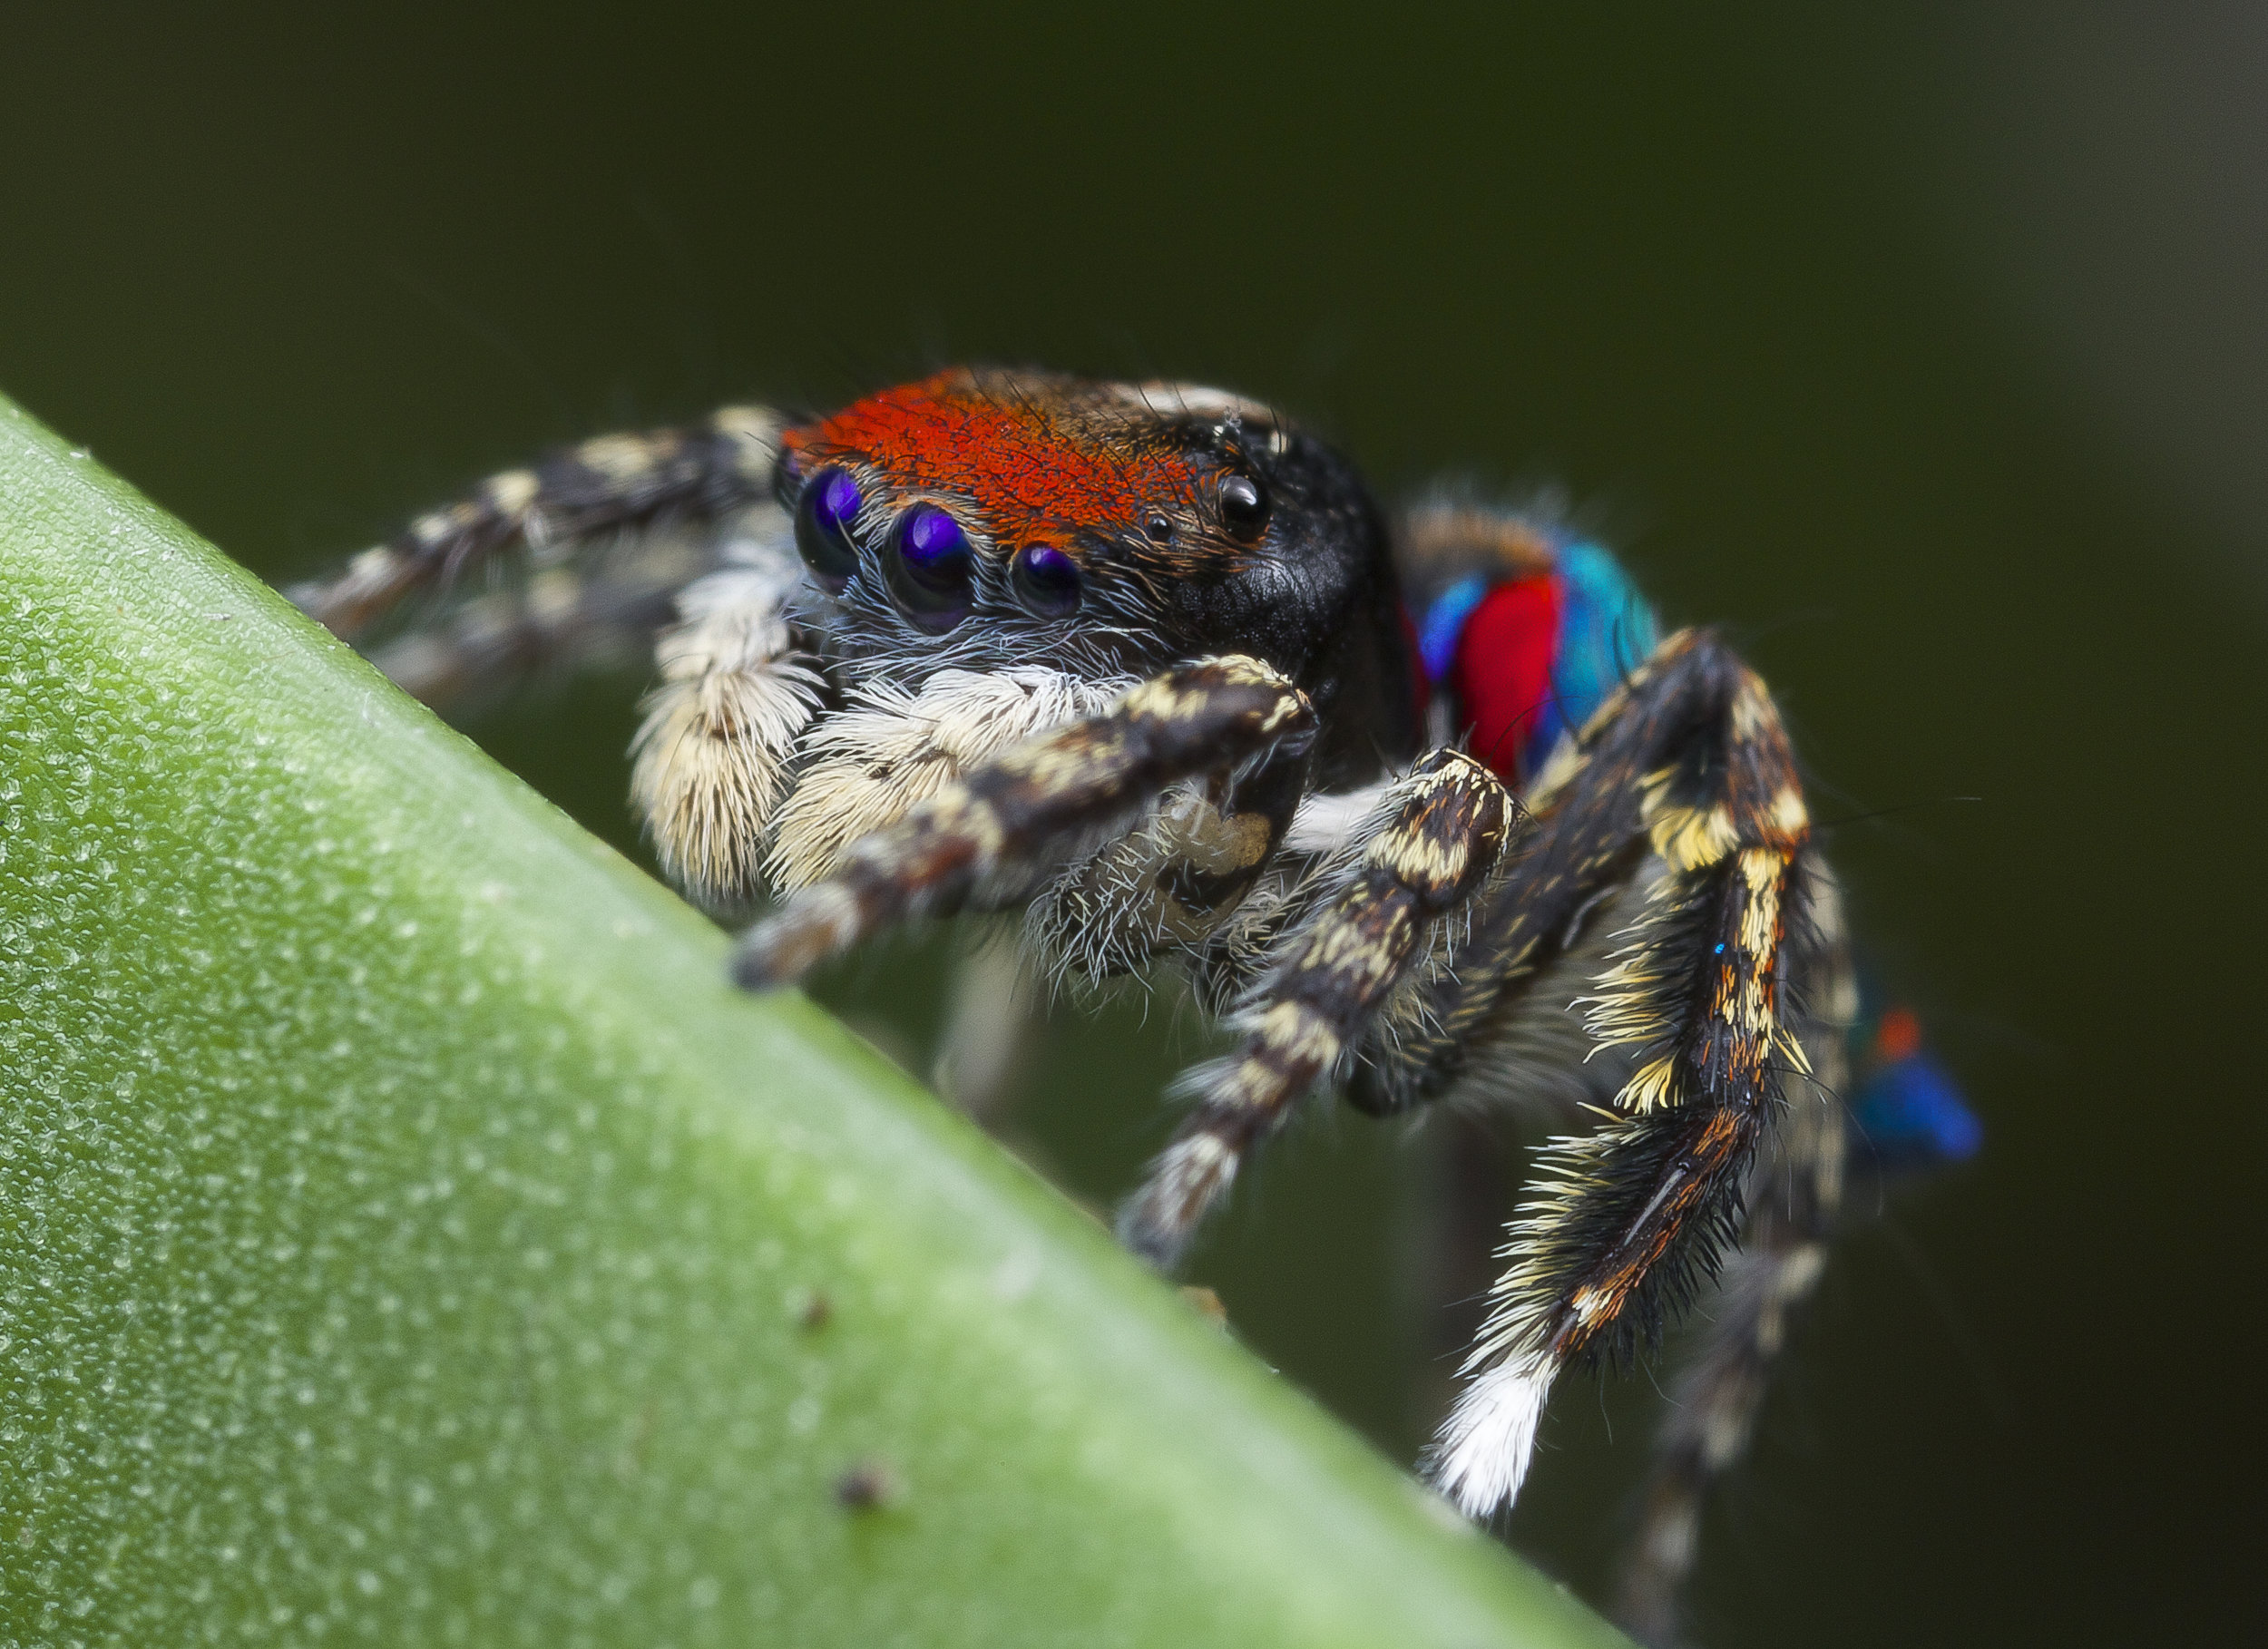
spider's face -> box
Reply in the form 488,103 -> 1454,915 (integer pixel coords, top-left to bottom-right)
777,367 -> 1418,781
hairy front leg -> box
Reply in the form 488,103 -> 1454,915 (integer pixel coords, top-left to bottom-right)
1119,749 -> 1524,1265
733,657 -> 1317,989
765,667 -> 1130,893
628,550 -> 824,911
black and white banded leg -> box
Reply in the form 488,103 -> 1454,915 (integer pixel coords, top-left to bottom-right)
734,656 -> 1318,990
1118,749 -> 1524,1264
289,407 -> 828,907
290,406 -> 785,653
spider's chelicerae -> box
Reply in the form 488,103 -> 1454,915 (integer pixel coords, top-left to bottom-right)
294,367 -> 1976,1642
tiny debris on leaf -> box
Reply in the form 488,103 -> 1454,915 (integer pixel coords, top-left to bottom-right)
1179,1285 -> 1229,1328
834,1459 -> 902,1512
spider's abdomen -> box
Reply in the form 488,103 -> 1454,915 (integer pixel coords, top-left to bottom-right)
1417,533 -> 1659,784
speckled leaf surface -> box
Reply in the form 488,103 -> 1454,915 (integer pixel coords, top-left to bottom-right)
0,395 -> 1623,1648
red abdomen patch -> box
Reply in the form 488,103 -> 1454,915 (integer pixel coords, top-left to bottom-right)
1452,577 -> 1562,781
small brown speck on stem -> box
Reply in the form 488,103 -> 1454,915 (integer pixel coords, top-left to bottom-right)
834,1459 -> 902,1512
793,1287 -> 833,1332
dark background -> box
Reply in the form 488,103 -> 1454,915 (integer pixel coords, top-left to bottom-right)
5,5 -> 2259,1643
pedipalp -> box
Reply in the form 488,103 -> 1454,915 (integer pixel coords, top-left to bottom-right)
732,655 -> 1317,990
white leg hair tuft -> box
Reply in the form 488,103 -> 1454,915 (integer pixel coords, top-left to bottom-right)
1428,1347 -> 1557,1518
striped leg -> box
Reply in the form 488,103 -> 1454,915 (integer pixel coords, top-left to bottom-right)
764,668 -> 1129,893
733,657 -> 1316,990
1118,750 -> 1523,1266
1021,741 -> 1315,990
289,405 -> 787,707
1427,629 -> 1815,1518
363,560 -> 689,708
1614,860 -> 1853,1645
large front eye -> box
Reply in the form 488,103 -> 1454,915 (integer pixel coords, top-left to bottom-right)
1217,472 -> 1270,542
795,464 -> 864,590
885,503 -> 974,631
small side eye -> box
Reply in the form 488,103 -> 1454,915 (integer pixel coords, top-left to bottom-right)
1217,473 -> 1270,542
1144,512 -> 1174,543
795,464 -> 864,590
1011,543 -> 1082,619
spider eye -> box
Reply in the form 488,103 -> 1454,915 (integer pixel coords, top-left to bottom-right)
1217,472 -> 1269,542
1144,512 -> 1174,543
795,464 -> 864,590
1011,543 -> 1082,620
885,503 -> 975,631
771,446 -> 804,512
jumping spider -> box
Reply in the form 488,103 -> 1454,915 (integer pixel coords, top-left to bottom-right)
293,366 -> 1973,1641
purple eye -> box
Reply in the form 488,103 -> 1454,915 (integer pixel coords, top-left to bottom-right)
795,464 -> 864,590
1011,543 -> 1081,620
885,503 -> 974,631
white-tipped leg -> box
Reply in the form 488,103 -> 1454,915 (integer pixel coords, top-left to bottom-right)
1428,1347 -> 1557,1518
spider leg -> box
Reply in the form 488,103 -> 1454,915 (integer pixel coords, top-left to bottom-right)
1424,627 -> 1814,1518
289,405 -> 787,705
888,686 -> 1325,1116
363,561 -> 687,708
931,927 -> 1044,1121
765,668 -> 1129,893
929,751 -> 1311,1113
1614,859 -> 1852,1646
1119,750 -> 1525,1265
1020,742 -> 1315,990
732,656 -> 1317,990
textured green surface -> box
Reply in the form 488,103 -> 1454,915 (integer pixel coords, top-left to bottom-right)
0,396 -> 1622,1646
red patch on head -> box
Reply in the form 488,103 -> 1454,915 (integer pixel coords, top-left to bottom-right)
1452,577 -> 1562,781
783,371 -> 1193,540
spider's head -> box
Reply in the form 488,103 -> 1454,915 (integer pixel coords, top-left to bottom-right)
775,366 -> 1418,779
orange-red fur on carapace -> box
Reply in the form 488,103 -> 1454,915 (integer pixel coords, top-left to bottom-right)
784,371 -> 1197,535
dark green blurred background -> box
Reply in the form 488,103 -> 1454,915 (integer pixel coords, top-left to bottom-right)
5,6 -> 2259,1643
